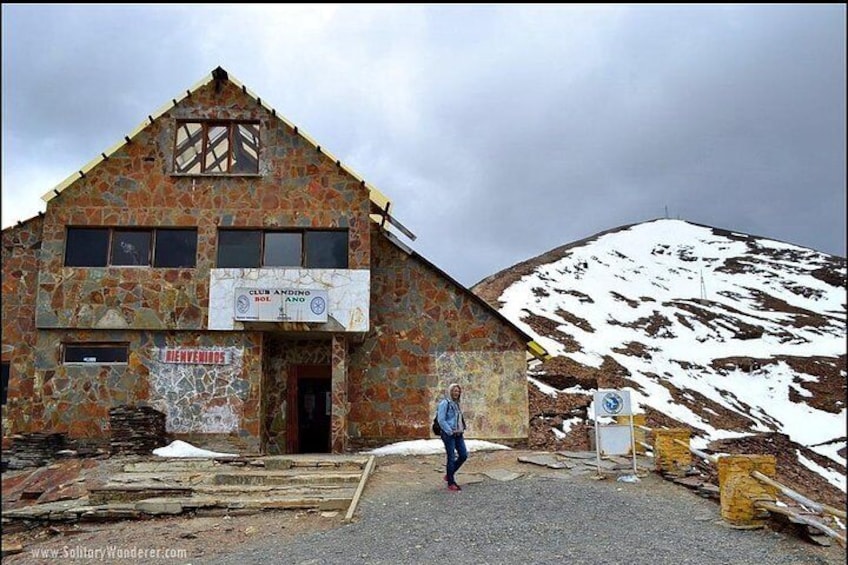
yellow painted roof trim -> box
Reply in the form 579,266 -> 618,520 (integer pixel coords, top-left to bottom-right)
527,340 -> 551,361
40,67 -> 400,233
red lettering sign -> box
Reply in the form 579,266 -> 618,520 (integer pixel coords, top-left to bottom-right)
159,348 -> 229,365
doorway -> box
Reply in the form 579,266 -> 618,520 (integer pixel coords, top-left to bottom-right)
287,365 -> 331,453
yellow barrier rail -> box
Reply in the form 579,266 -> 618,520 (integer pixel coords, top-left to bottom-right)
755,501 -> 846,548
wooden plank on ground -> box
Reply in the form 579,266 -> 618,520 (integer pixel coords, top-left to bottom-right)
344,455 -> 375,522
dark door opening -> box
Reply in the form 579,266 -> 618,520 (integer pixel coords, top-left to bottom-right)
297,377 -> 331,453
287,365 -> 331,454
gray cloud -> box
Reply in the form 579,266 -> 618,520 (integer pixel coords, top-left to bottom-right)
2,4 -> 844,286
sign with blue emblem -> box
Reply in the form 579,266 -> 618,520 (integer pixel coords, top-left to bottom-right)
234,288 -> 329,323
594,389 -> 632,417
592,389 -> 638,474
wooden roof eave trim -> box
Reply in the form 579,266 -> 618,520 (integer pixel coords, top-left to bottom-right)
39,67 -> 414,241
41,73 -> 214,204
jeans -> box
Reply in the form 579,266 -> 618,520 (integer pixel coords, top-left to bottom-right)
441,431 -> 468,484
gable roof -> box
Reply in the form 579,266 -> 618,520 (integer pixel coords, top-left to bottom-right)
39,66 -> 414,241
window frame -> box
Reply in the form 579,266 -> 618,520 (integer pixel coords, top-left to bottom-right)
216,228 -> 349,269
64,227 -> 198,268
173,120 -> 260,175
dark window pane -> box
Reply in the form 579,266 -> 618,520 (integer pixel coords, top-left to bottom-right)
1,363 -> 8,405
217,230 -> 261,268
110,230 -> 152,266
264,232 -> 302,266
305,231 -> 348,268
65,228 -> 109,267
64,344 -> 128,364
154,229 -> 197,267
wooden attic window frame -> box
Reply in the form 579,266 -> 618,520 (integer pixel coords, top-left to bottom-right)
172,120 -> 260,176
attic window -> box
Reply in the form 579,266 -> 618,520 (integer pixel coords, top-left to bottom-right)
174,121 -> 259,174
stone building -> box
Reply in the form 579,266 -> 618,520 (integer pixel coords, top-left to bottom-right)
1,67 -> 547,454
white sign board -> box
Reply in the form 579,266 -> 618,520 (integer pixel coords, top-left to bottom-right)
594,389 -> 632,417
598,425 -> 633,456
234,288 -> 328,323
593,389 -> 638,477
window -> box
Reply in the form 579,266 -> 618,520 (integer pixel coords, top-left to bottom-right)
1,362 -> 9,405
304,231 -> 348,268
110,230 -> 151,266
65,228 -> 197,267
217,230 -> 262,268
217,229 -> 348,269
174,121 -> 259,174
65,228 -> 110,267
64,343 -> 128,364
154,229 -> 199,268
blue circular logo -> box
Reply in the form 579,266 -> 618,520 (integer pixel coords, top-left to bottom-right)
236,295 -> 251,314
310,296 -> 326,315
602,392 -> 624,415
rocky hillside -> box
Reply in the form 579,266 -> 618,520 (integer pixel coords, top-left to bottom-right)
473,219 -> 846,509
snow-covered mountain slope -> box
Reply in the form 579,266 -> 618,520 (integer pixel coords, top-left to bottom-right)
473,219 -> 846,505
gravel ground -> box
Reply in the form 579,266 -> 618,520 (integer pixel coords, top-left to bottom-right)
209,459 -> 844,565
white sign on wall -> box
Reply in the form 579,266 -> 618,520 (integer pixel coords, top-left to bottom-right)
234,288 -> 329,323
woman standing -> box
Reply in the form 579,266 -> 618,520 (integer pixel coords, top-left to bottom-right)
437,383 -> 468,491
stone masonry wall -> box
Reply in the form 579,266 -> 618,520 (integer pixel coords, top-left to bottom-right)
35,78 -> 371,331
29,329 -> 262,453
347,228 -> 529,446
2,217 -> 44,434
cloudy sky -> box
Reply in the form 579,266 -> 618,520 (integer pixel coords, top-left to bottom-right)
2,4 -> 845,286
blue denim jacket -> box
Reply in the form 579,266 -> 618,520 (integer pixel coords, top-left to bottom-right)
437,398 -> 464,435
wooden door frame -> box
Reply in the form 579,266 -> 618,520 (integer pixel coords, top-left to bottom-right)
286,364 -> 331,454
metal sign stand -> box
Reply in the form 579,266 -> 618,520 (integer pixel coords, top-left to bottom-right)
593,389 -> 638,478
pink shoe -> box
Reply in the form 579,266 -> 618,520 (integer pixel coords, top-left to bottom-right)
443,474 -> 448,482
447,483 -> 462,492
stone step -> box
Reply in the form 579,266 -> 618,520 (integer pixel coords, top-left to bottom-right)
91,482 -> 354,500
105,467 -> 362,487
193,484 -> 356,496
89,486 -> 193,504
123,459 -> 229,473
121,455 -> 370,474
135,494 -> 353,513
212,470 -> 362,486
263,455 -> 370,471
2,485 -> 357,521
